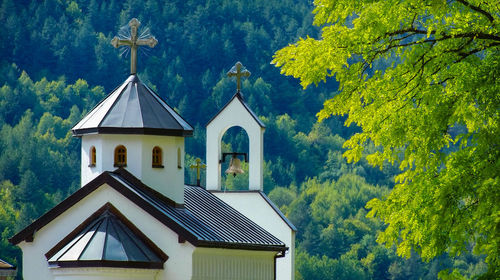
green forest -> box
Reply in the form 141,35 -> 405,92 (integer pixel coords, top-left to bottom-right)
0,0 -> 496,279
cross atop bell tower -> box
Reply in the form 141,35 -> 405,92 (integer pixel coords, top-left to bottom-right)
111,18 -> 158,74
227,62 -> 251,93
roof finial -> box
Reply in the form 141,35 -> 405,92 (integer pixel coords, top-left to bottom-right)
227,62 -> 251,93
111,18 -> 158,74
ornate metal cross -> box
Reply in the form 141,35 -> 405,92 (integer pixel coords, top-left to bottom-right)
111,18 -> 158,74
227,62 -> 251,92
190,158 -> 206,186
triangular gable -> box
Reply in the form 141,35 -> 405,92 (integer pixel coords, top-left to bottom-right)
205,92 -> 266,191
205,92 -> 265,128
46,203 -> 168,269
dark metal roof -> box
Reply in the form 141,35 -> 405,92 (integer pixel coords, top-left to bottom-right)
206,91 -> 265,128
109,171 -> 285,250
184,185 -> 285,246
10,169 -> 287,253
72,75 -> 193,137
46,203 -> 167,269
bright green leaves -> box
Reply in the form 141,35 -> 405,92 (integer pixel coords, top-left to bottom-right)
273,0 -> 500,276
274,36 -> 342,89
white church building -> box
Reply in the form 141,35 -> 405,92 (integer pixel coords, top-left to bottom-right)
9,18 -> 295,280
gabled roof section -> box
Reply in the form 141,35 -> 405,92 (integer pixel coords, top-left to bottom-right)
46,203 -> 167,269
184,186 -> 285,246
0,259 -> 16,277
206,91 -> 265,128
0,259 -> 15,270
10,169 -> 286,253
72,74 -> 193,137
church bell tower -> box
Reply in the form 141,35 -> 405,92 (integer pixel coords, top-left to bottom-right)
206,62 -> 265,191
72,18 -> 193,205
205,62 -> 295,280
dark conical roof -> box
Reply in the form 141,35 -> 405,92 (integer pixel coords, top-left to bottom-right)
47,204 -> 167,269
72,75 -> 193,137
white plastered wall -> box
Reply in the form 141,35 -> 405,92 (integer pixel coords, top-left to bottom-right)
206,97 -> 264,191
81,134 -> 185,204
212,192 -> 295,280
192,248 -> 276,280
19,184 -> 195,280
50,267 -> 159,280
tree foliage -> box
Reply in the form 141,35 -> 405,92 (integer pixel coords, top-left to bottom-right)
273,0 -> 499,276
271,174 -> 486,279
0,67 -> 105,276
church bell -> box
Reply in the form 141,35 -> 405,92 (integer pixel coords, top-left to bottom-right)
225,155 -> 244,177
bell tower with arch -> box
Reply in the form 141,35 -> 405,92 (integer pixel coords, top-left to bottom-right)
206,62 -> 296,280
206,62 -> 265,191
206,94 -> 265,191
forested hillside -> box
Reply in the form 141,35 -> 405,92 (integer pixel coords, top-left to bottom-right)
0,0 -> 487,279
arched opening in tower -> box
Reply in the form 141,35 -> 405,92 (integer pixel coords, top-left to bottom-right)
220,125 -> 249,190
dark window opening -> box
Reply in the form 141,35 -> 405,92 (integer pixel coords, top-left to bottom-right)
114,145 -> 127,167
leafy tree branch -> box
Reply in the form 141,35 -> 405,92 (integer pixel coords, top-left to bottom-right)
273,0 -> 499,277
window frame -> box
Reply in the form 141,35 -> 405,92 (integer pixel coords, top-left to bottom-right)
152,146 -> 164,168
89,146 -> 96,167
114,145 -> 127,167
177,147 -> 182,169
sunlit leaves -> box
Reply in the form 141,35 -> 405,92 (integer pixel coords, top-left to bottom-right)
273,0 -> 500,276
